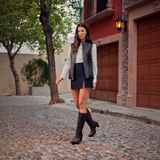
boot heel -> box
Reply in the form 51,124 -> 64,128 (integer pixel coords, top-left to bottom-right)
96,122 -> 99,128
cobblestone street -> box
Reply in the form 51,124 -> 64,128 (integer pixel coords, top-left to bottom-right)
0,96 -> 160,160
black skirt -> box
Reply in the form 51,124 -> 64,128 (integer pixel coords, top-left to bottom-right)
71,63 -> 93,89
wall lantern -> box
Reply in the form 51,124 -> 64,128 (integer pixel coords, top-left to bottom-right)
115,12 -> 127,32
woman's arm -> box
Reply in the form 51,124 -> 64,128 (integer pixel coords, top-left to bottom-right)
91,43 -> 98,83
91,43 -> 98,90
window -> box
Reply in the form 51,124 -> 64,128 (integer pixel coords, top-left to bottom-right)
97,0 -> 108,13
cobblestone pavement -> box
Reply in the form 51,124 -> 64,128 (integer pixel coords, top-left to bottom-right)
0,96 -> 160,160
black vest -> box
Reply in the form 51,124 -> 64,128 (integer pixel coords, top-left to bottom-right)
69,41 -> 94,80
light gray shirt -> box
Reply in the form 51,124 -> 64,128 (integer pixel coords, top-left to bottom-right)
60,43 -> 98,83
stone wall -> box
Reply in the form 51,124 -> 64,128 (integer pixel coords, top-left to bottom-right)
121,0 -> 141,105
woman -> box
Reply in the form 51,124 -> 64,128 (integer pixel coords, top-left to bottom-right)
56,23 -> 99,145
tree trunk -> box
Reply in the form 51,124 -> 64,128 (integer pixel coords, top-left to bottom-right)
40,0 -> 65,104
9,56 -> 21,95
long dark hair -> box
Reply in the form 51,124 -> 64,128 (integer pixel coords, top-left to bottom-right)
72,23 -> 92,54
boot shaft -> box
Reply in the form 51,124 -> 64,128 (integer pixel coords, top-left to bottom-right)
76,112 -> 86,136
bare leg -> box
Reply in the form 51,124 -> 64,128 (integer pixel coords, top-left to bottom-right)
78,83 -> 92,113
72,89 -> 80,110
71,83 -> 98,144
78,83 -> 99,137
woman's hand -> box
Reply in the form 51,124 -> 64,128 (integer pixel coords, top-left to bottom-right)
56,77 -> 64,85
92,83 -> 96,90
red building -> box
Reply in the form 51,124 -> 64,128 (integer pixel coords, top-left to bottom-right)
84,0 -> 160,110
84,0 -> 122,40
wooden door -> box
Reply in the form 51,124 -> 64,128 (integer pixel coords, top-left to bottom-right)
137,13 -> 160,109
84,0 -> 92,20
90,43 -> 118,103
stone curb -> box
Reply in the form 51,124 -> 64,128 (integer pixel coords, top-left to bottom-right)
90,108 -> 160,126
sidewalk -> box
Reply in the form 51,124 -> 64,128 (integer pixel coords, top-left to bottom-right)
16,92 -> 160,126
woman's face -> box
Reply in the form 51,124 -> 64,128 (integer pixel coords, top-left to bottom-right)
77,26 -> 87,42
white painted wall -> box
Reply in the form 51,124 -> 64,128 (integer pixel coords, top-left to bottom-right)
0,45 -> 39,54
0,37 -> 74,95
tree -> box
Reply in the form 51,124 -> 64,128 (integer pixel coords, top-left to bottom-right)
35,0 -> 80,104
0,0 -> 39,95
0,0 -> 80,103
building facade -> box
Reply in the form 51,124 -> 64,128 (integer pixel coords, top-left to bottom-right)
84,0 -> 160,109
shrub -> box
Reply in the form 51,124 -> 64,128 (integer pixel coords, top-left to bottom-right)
21,58 -> 49,87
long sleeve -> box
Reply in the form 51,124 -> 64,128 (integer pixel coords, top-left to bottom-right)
60,45 -> 71,79
92,43 -> 98,83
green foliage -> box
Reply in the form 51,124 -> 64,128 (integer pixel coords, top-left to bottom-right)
146,120 -> 151,124
0,0 -> 81,55
0,0 -> 39,53
21,58 -> 49,86
34,0 -> 81,55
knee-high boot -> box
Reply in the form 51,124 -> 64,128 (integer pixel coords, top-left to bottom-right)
86,109 -> 99,137
70,112 -> 86,145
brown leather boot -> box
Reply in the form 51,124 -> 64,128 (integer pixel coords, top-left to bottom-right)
70,112 -> 86,145
86,109 -> 99,137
